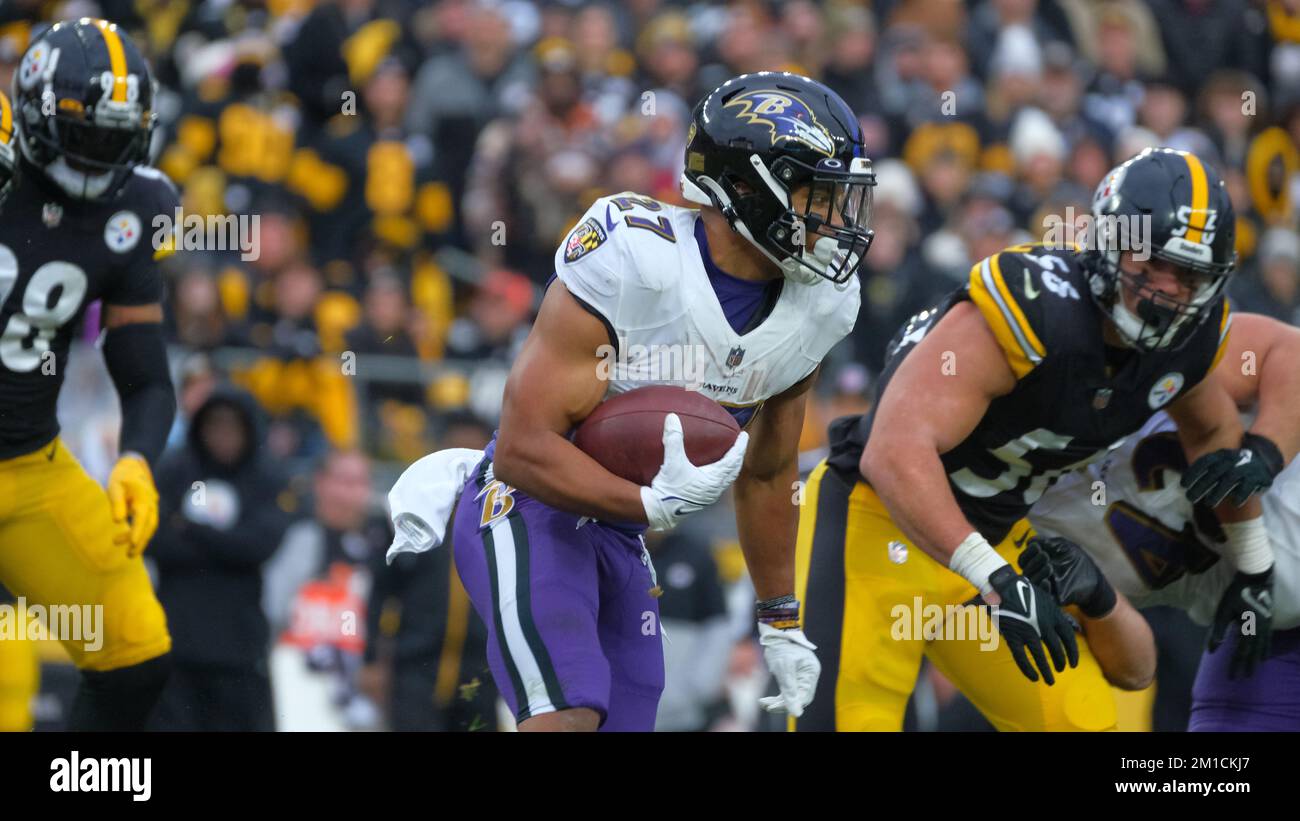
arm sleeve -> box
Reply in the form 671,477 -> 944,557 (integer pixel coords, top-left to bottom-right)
102,322 -> 176,466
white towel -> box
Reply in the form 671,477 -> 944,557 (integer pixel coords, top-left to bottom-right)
386,448 -> 485,564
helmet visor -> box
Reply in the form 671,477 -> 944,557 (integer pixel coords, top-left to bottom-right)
793,156 -> 876,284
49,115 -> 146,172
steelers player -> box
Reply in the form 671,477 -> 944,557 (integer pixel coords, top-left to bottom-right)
795,147 -> 1273,731
0,86 -> 40,732
0,19 -> 179,731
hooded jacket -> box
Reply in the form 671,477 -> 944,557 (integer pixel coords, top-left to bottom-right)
150,386 -> 299,667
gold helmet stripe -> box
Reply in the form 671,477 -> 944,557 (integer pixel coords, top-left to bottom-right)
92,19 -> 130,104
0,92 -> 12,144
1182,151 -> 1210,244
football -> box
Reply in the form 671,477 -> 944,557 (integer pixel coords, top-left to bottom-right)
573,385 -> 742,485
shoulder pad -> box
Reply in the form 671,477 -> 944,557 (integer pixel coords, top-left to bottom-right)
967,247 -> 1052,379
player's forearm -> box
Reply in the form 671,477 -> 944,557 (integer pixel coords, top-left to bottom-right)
493,430 -> 647,523
862,440 -> 985,566
733,463 -> 799,600
1077,595 -> 1155,691
103,322 -> 176,466
1252,331 -> 1300,464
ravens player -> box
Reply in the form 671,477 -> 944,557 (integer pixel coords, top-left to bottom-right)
0,19 -> 178,731
416,72 -> 875,730
795,147 -> 1271,731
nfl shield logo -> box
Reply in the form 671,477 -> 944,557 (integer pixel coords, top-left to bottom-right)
726,346 -> 745,368
43,202 -> 62,227
1092,388 -> 1112,410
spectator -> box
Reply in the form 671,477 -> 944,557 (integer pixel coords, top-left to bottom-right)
651,529 -> 732,732
1233,227 -> 1300,325
262,449 -> 389,729
150,386 -> 298,731
363,413 -> 497,731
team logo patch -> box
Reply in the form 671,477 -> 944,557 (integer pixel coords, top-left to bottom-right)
723,89 -> 836,157
1093,159 -> 1132,214
564,217 -> 607,263
1148,372 -> 1185,409
18,43 -> 52,91
887,540 -> 909,565
104,211 -> 142,253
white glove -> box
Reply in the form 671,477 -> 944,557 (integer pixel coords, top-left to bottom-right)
640,413 -> 749,531
757,623 -> 820,718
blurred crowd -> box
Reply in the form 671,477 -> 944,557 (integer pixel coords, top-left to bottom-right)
4,0 -> 1299,730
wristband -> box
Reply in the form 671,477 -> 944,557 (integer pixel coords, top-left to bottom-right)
1221,517 -> 1274,576
949,532 -> 1010,596
1242,432 -> 1284,479
756,595 -> 801,630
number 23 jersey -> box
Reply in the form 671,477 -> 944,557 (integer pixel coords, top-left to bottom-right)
0,163 -> 180,459
827,244 -> 1231,545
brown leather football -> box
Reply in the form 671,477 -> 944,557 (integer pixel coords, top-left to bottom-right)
573,385 -> 742,485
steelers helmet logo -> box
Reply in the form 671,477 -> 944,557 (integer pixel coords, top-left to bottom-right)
1148,372 -> 1185,409
104,211 -> 142,253
18,42 -> 52,91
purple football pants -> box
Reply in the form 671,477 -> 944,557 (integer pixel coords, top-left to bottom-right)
452,461 -> 665,731
1189,626 -> 1300,731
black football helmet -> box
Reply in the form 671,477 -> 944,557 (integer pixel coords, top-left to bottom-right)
0,90 -> 15,204
681,72 -> 875,286
13,18 -> 157,200
1083,147 -> 1237,352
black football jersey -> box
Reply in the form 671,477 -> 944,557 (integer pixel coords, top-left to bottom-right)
0,161 -> 180,459
828,244 -> 1232,544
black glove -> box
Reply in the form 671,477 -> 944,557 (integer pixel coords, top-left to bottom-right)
1182,433 -> 1284,508
987,564 -> 1081,685
1020,536 -> 1118,619
1207,566 -> 1275,680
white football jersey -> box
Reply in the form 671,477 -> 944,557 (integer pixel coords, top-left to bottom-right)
554,192 -> 859,424
1031,411 -> 1300,629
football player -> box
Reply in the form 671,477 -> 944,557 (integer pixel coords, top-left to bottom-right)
794,147 -> 1270,731
0,87 -> 39,732
444,72 -> 875,730
0,19 -> 179,731
1030,312 -> 1298,730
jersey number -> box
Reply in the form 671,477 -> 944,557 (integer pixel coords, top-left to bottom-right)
949,428 -> 1114,505
1105,431 -> 1221,589
0,244 -> 89,372
611,196 -> 676,242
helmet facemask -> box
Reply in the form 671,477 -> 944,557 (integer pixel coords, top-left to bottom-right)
23,97 -> 152,200
685,154 -> 875,287
1087,236 -> 1230,353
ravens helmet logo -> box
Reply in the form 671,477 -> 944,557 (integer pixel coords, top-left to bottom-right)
722,90 -> 836,157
